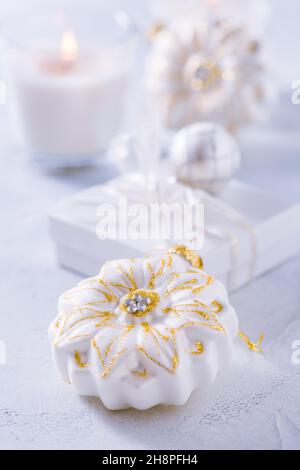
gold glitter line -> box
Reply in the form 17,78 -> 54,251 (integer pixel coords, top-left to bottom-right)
137,346 -> 178,374
92,339 -> 127,379
128,265 -> 138,291
162,305 -> 210,320
130,367 -> 148,378
104,326 -> 135,358
102,350 -> 127,378
74,351 -> 89,368
140,322 -> 150,349
176,320 -> 225,334
150,326 -> 170,342
68,334 -> 91,342
164,272 -> 180,290
188,341 -> 204,355
171,300 -> 210,310
192,275 -> 214,293
95,321 -> 132,329
238,331 -> 264,353
92,323 -> 135,378
54,319 -> 114,347
147,262 -> 156,289
109,281 -> 131,291
141,322 -> 159,355
193,310 -> 211,320
58,295 -> 112,335
147,328 -> 161,356
162,307 -> 181,318
142,324 -> 170,356
167,254 -> 173,268
94,320 -> 117,329
168,245 -> 204,270
85,300 -> 113,306
155,258 -> 165,278
211,300 -> 223,313
147,258 -> 165,289
194,300 -> 214,309
163,297 -> 225,333
77,306 -> 115,315
98,279 -> 119,302
137,328 -> 178,374
117,265 -> 138,291
165,278 -> 199,296
164,298 -> 218,320
60,313 -> 115,336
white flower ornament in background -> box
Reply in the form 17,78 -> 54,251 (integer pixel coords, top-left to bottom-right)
146,17 -> 275,131
49,246 -> 260,410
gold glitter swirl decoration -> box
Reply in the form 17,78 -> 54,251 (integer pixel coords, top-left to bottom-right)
168,244 -> 203,270
51,246 -> 240,381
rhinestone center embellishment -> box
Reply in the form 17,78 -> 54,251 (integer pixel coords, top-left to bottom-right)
184,55 -> 221,91
121,289 -> 160,318
126,294 -> 150,313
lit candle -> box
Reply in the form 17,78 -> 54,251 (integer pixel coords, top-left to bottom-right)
5,24 -> 133,167
39,30 -> 79,74
60,30 -> 78,63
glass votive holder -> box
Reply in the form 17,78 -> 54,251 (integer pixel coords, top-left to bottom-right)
3,9 -> 136,168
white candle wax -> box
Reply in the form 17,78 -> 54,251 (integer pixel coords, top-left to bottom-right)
6,33 -> 131,161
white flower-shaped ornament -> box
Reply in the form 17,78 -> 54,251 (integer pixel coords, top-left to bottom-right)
49,246 -> 239,410
146,17 -> 275,131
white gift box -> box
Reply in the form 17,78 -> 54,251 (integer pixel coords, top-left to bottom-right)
49,174 -> 300,292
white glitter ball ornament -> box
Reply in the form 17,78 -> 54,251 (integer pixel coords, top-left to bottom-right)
49,246 -> 239,410
146,17 -> 275,130
170,122 -> 240,193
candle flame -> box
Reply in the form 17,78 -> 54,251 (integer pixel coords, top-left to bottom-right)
60,30 -> 78,62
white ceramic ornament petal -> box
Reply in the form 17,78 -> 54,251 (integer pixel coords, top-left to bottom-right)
49,246 -> 239,410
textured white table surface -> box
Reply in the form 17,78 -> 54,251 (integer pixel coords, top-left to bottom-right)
0,90 -> 300,450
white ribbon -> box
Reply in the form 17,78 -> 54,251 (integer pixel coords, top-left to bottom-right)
184,186 -> 257,290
